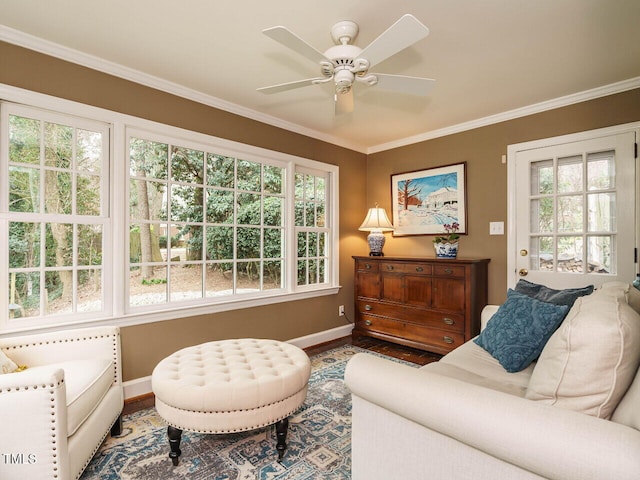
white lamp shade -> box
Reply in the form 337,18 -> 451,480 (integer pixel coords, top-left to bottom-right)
359,207 -> 394,232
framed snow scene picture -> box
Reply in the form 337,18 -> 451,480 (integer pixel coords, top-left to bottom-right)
391,162 -> 467,236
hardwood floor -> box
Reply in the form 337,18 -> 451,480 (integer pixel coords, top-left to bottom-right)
306,334 -> 442,366
123,335 -> 441,415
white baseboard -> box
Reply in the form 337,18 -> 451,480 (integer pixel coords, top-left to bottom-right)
123,375 -> 152,401
286,323 -> 354,349
123,323 -> 354,400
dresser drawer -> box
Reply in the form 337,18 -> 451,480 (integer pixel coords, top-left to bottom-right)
380,262 -> 432,275
357,315 -> 465,353
357,300 -> 464,332
433,264 -> 466,277
356,259 -> 379,272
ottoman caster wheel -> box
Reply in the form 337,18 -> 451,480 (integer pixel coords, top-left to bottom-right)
168,426 -> 182,466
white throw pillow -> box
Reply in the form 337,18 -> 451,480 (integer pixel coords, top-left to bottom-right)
598,281 -> 640,314
525,288 -> 640,419
0,349 -> 18,374
626,285 -> 640,314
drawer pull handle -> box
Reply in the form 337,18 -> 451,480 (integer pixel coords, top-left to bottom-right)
364,304 -> 372,311
443,317 -> 454,325
364,320 -> 372,326
365,263 -> 372,269
386,265 -> 394,271
443,336 -> 454,344
415,266 -> 423,272
444,268 -> 453,275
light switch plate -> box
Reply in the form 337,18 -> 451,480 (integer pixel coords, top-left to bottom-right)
490,221 -> 504,235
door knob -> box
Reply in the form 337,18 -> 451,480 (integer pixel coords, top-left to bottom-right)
520,249 -> 528,256
518,268 -> 528,276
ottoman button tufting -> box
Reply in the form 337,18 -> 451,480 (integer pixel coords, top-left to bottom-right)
151,338 -> 311,467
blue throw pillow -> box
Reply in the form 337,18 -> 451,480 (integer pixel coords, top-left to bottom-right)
514,279 -> 593,307
474,289 -> 569,373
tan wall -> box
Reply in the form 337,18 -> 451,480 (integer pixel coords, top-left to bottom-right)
368,88 -> 640,305
0,42 -> 368,381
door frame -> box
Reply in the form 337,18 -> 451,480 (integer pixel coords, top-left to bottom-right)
506,122 -> 640,288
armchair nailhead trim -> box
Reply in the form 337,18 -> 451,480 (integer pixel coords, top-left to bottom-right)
49,380 -> 61,478
3,331 -> 121,385
74,411 -> 122,480
0,378 -> 64,394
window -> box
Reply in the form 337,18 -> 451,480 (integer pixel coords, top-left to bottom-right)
0,97 -> 338,332
127,133 -> 288,310
529,151 -> 618,273
295,169 -> 329,286
1,103 -> 110,328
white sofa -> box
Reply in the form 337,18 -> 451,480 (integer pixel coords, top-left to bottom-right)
345,283 -> 640,480
0,326 -> 124,480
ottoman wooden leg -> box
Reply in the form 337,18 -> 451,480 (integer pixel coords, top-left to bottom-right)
275,417 -> 289,461
167,426 -> 183,466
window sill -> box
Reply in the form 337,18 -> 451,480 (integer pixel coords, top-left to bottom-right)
0,286 -> 341,337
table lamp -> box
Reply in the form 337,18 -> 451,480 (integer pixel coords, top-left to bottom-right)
359,204 -> 394,256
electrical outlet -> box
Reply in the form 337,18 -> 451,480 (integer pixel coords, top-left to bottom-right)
338,305 -> 345,316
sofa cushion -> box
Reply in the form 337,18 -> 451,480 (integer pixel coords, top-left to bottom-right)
514,279 -> 593,307
526,288 -> 640,419
474,289 -> 569,373
611,367 -> 640,429
431,340 -> 533,396
0,349 -> 18,374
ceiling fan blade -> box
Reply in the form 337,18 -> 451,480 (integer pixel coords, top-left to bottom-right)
358,14 -> 429,69
257,77 -> 327,94
335,90 -> 354,115
263,26 -> 330,65
371,73 -> 435,96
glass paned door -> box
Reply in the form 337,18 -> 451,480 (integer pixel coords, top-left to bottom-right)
514,132 -> 636,289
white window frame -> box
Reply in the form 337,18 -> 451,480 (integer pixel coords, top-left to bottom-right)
293,166 -> 333,290
0,84 -> 339,335
506,122 -> 639,289
0,102 -> 112,332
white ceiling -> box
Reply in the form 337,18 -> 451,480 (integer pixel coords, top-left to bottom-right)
1,0 -> 639,153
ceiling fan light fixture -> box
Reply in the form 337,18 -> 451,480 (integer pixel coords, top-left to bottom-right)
334,69 -> 354,93
319,61 -> 334,77
356,74 -> 378,86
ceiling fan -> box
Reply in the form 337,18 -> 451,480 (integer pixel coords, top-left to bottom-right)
257,14 -> 436,115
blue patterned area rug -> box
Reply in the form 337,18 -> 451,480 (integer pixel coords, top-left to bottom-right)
81,345 -> 417,480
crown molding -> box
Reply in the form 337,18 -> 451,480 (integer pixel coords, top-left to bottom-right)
0,25 -> 368,153
366,76 -> 640,154
2,25 -> 638,156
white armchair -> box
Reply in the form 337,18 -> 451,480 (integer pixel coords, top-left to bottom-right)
0,326 -> 124,480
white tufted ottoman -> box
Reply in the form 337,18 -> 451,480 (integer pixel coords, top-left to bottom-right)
151,338 -> 311,466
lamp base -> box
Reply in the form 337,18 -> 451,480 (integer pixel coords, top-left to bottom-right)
367,231 -> 386,256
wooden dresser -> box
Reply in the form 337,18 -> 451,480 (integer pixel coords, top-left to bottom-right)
352,256 -> 490,355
